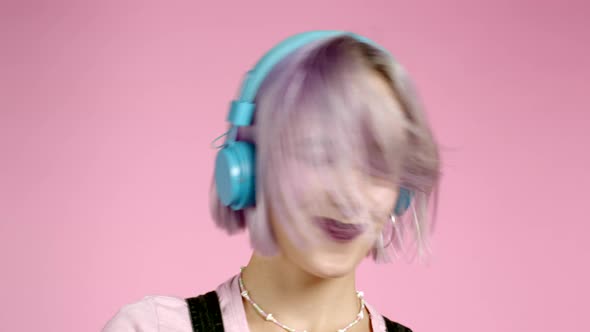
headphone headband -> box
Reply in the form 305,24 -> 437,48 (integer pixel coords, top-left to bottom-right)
228,30 -> 389,128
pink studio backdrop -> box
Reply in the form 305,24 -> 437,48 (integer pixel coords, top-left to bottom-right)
1,1 -> 588,331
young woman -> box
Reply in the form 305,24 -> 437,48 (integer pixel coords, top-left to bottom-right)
103,30 -> 441,332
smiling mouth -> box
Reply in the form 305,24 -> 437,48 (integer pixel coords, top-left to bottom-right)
312,217 -> 367,242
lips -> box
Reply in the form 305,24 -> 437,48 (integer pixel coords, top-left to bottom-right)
313,217 -> 366,242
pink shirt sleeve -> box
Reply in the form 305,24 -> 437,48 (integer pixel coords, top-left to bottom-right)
101,295 -> 192,332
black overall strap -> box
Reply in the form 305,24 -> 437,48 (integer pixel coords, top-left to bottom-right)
186,291 -> 225,332
383,315 -> 413,332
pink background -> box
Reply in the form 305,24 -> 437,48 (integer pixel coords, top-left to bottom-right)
1,0 -> 589,331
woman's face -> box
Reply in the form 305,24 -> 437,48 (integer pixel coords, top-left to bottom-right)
268,70 -> 403,279
269,172 -> 398,279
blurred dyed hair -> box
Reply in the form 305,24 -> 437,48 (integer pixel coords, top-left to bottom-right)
210,35 -> 441,263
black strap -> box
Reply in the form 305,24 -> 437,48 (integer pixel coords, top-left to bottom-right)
186,291 -> 225,332
383,315 -> 414,332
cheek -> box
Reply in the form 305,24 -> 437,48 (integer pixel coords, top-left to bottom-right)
385,189 -> 399,213
282,167 -> 329,210
369,186 -> 399,225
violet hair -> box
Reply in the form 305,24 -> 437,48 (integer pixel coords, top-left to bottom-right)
209,35 -> 441,263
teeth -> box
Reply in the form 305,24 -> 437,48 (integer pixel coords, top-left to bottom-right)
325,218 -> 355,229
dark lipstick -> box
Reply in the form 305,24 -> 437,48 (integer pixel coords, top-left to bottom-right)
313,217 -> 366,242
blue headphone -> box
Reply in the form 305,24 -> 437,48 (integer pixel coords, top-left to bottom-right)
213,30 -> 413,216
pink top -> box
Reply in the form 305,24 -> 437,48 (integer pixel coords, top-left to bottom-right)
102,274 -> 388,332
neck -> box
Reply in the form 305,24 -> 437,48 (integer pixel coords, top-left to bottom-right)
240,252 -> 368,331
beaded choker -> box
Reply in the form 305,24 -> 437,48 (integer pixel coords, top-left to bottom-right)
238,267 -> 366,332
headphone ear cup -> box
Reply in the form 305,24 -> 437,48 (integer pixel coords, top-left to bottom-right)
214,141 -> 256,210
393,187 -> 413,216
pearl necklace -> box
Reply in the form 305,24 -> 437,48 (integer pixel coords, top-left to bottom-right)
238,267 -> 366,332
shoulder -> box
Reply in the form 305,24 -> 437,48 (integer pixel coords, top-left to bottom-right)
382,315 -> 414,332
102,295 -> 192,332
365,301 -> 413,332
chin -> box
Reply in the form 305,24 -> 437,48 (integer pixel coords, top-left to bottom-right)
301,250 -> 364,279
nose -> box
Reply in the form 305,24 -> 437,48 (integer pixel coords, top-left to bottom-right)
330,170 -> 375,219
333,199 -> 361,218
